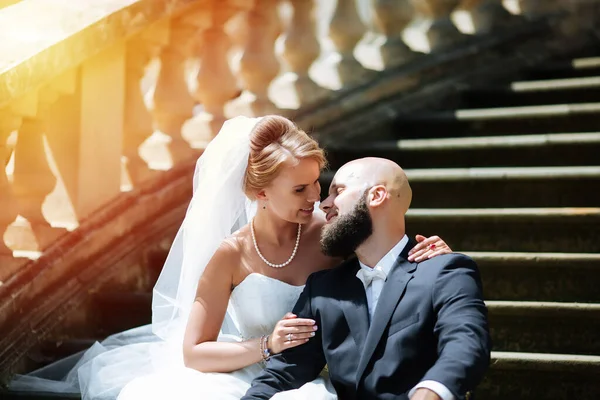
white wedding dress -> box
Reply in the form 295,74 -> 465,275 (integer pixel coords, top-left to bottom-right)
116,273 -> 336,400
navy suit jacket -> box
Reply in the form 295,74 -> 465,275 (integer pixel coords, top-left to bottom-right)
243,240 -> 491,400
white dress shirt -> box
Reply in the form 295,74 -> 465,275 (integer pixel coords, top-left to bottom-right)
357,235 -> 408,319
356,235 -> 455,400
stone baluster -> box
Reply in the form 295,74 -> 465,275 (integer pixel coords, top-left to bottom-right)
152,15 -> 198,161
66,42 -> 126,221
411,0 -> 463,51
281,0 -> 329,105
0,109 -> 21,280
194,4 -> 241,135
9,91 -> 64,255
459,0 -> 515,33
237,0 -> 281,115
123,21 -> 169,186
370,0 -> 416,68
328,0 -> 371,85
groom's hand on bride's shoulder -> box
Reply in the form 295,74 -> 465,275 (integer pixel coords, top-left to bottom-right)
407,234 -> 453,262
410,388 -> 443,400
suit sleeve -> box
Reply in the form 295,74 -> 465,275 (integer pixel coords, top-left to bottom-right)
420,254 -> 492,398
242,273 -> 327,400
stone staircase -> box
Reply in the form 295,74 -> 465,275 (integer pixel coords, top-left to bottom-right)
4,55 -> 600,400
324,52 -> 600,399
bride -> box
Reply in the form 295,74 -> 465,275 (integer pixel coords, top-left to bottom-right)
10,115 -> 452,399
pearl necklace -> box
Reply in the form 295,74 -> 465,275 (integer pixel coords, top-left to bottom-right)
251,219 -> 302,268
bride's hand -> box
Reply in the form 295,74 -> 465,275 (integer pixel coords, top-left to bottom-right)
407,234 -> 452,262
268,312 -> 318,354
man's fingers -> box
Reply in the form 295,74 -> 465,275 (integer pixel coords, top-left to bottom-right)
283,312 -> 296,319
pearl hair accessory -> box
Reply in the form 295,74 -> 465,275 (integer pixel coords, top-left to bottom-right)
251,219 -> 301,268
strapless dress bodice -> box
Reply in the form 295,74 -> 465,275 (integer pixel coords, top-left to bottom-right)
229,273 -> 305,339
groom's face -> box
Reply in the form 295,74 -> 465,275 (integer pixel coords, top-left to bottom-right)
319,166 -> 374,258
320,190 -> 373,258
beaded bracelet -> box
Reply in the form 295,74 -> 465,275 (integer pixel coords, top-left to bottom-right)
259,335 -> 272,360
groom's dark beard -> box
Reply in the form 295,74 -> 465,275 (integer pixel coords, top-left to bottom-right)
320,192 -> 373,258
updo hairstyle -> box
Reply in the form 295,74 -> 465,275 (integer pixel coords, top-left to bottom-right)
244,115 -> 326,200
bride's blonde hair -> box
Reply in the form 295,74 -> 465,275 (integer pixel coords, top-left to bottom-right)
244,115 -> 326,200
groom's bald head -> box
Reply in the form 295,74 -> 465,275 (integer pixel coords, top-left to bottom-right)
319,158 -> 412,258
329,157 -> 412,214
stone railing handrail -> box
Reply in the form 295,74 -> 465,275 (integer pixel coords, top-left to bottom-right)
0,0 -> 198,107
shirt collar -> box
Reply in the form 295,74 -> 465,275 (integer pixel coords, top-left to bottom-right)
358,234 -> 409,275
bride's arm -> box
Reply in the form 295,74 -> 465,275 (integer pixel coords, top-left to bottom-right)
182,241 -> 315,373
183,241 -> 263,373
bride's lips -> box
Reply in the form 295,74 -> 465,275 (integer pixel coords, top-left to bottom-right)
300,206 -> 314,215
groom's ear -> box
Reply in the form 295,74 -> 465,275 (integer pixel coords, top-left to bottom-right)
368,185 -> 388,208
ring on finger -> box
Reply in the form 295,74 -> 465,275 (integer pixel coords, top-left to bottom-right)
286,333 -> 293,342
429,243 -> 436,250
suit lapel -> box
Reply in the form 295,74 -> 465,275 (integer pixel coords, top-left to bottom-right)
339,259 -> 370,350
355,240 -> 418,382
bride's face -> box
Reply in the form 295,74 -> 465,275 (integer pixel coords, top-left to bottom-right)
260,158 -> 322,224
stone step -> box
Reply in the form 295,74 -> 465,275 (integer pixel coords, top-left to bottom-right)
469,252 -> 600,303
518,57 -> 600,80
17,338 -> 98,375
326,132 -> 600,168
571,57 -> 600,69
477,351 -> 600,400
92,291 -> 151,336
26,338 -> 96,366
436,103 -> 600,122
486,301 -> 600,355
392,103 -> 600,137
404,207 -> 600,253
319,166 -> 600,207
460,83 -> 600,108
510,76 -> 600,92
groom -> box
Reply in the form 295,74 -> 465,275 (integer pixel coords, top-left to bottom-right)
242,158 -> 491,400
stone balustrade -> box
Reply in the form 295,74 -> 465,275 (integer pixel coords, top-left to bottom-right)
0,0 -> 588,288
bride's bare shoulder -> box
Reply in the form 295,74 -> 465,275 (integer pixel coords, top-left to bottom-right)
203,232 -> 247,277
217,230 -> 247,259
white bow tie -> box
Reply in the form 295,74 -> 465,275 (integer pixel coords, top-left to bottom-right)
356,266 -> 387,288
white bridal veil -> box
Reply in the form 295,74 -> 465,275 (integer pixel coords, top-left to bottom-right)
152,115 -> 262,344
10,116 -> 263,399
